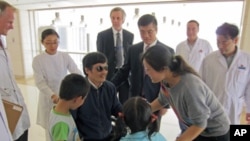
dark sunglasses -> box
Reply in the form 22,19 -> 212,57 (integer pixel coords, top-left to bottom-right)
95,65 -> 108,72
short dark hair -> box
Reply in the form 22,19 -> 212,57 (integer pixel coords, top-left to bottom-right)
59,73 -> 90,100
113,96 -> 159,140
123,97 -> 156,134
110,7 -> 126,20
216,22 -> 239,39
137,14 -> 157,27
82,52 -> 107,76
0,1 -> 15,15
187,20 -> 199,28
41,28 -> 59,42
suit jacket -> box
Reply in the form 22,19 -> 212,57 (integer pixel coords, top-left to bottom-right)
97,28 -> 134,80
111,41 -> 175,102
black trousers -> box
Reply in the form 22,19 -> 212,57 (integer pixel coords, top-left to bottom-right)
15,130 -> 28,141
193,130 -> 230,141
115,68 -> 129,104
83,133 -> 114,141
117,81 -> 129,104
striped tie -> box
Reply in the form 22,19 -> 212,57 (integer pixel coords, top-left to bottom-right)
115,32 -> 124,68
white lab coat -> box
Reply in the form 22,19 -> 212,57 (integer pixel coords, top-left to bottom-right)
200,49 -> 250,124
0,37 -> 30,140
176,38 -> 213,72
32,51 -> 81,129
0,94 -> 13,141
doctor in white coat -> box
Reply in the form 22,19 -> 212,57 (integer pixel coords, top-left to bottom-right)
32,29 -> 82,141
176,20 -> 213,72
0,2 -> 30,141
200,22 -> 250,124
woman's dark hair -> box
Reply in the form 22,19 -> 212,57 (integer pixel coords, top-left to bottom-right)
59,73 -> 90,100
82,52 -> 107,76
142,45 -> 199,77
41,28 -> 59,42
113,97 -> 158,141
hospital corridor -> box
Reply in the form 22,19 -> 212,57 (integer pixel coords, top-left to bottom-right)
1,0 -> 250,141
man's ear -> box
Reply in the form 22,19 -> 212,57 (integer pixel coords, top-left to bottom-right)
84,67 -> 90,75
234,36 -> 239,44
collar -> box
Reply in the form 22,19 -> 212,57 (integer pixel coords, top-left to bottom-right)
112,27 -> 123,35
144,39 -> 158,49
122,131 -> 148,139
87,77 -> 103,89
0,35 -> 7,49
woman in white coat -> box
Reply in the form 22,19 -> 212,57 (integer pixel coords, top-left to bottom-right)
32,28 -> 82,141
200,23 -> 250,125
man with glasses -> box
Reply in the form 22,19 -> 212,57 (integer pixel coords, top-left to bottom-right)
111,14 -> 174,129
0,1 -> 30,141
71,52 -> 122,141
200,23 -> 250,125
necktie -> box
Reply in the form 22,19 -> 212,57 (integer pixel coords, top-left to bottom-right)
0,38 -> 3,48
115,32 -> 124,68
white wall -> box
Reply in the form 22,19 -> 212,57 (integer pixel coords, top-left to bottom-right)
6,1 -> 249,78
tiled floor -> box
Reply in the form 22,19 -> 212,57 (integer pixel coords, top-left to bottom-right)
17,79 -> 180,141
16,78 -> 247,141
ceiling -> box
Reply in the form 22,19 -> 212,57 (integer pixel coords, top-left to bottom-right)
5,0 -> 215,10
8,0 -> 243,10
8,0 -> 168,10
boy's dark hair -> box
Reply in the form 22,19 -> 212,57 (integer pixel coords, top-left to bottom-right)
41,28 -> 59,42
59,73 -> 90,100
82,52 -> 107,76
137,14 -> 157,27
113,97 -> 159,141
216,22 -> 239,39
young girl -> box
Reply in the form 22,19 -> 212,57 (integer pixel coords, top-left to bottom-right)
32,28 -> 82,141
113,96 -> 166,141
142,45 -> 230,141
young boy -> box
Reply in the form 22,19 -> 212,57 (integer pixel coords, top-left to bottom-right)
49,73 -> 90,141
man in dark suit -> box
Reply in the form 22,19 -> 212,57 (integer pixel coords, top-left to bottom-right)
111,14 -> 174,128
97,7 -> 134,104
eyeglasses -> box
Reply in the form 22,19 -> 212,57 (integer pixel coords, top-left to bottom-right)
217,39 -> 231,46
95,65 -> 108,72
44,41 -> 59,46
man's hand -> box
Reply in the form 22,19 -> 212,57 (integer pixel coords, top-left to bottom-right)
159,108 -> 168,116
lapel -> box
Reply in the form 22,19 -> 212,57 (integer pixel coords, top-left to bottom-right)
108,28 -> 115,47
122,30 -> 127,47
139,42 -> 145,75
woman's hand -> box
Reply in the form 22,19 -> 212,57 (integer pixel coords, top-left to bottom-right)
51,94 -> 59,104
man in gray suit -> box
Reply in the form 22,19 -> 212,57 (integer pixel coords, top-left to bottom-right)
111,14 -> 174,128
97,7 -> 134,104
